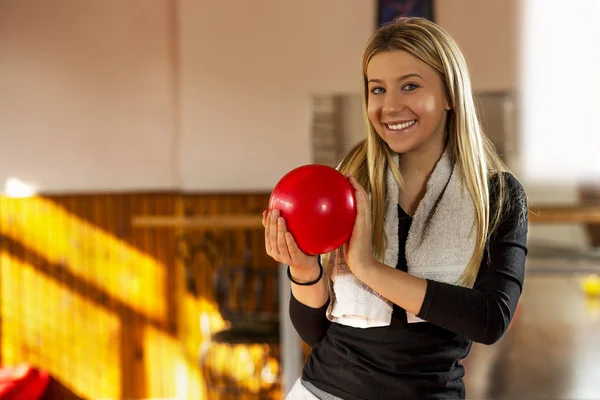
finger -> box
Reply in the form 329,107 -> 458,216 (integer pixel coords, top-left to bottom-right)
268,209 -> 280,256
347,176 -> 362,200
348,176 -> 369,199
285,232 -> 304,265
277,217 -> 292,262
262,210 -> 267,227
348,177 -> 369,213
357,188 -> 370,220
347,178 -> 373,237
347,175 -> 360,189
264,210 -> 272,254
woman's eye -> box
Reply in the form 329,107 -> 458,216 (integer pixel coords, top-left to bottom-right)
403,83 -> 419,91
370,87 -> 385,95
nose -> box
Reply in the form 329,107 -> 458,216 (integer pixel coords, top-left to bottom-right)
381,90 -> 404,114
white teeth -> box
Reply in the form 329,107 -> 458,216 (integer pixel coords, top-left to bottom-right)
386,120 -> 416,130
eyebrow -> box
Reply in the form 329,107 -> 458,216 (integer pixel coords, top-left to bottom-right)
367,73 -> 424,84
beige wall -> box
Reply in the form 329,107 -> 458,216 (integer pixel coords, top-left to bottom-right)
435,0 -> 519,92
177,0 -> 375,191
0,0 -> 178,192
0,0 -> 521,193
0,0 -> 375,193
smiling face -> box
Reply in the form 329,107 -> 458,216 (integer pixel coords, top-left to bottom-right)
366,50 -> 451,156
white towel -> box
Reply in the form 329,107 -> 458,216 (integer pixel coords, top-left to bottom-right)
326,144 -> 477,327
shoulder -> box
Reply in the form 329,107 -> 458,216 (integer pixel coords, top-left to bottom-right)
489,171 -> 527,210
488,171 -> 528,236
489,171 -> 526,200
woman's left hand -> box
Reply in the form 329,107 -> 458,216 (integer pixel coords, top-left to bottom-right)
344,176 -> 374,277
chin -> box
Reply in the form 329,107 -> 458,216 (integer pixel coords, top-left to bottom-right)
381,135 -> 419,155
388,144 -> 417,154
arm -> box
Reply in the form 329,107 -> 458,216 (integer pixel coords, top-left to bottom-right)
262,209 -> 331,346
289,259 -> 329,309
416,175 -> 528,343
416,224 -> 526,344
351,174 -> 528,344
290,287 -> 332,347
288,257 -> 332,346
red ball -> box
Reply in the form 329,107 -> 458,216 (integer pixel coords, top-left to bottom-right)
269,164 -> 357,255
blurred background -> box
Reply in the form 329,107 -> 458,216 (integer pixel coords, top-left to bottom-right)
0,0 -> 599,399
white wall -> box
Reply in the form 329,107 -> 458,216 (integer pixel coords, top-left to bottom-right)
515,0 -> 600,249
0,0 -> 178,193
520,0 -> 600,185
0,0 -> 375,193
177,0 -> 375,192
435,0 -> 519,92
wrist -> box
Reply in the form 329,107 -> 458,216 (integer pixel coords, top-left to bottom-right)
289,263 -> 321,283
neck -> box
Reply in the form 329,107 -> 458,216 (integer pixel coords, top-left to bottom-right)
398,136 -> 448,181
396,135 -> 449,216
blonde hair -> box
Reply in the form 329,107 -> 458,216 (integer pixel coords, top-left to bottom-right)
331,17 -> 513,287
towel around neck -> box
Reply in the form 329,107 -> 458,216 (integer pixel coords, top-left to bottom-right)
326,143 -> 477,327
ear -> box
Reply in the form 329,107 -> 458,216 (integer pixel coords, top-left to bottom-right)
444,97 -> 452,111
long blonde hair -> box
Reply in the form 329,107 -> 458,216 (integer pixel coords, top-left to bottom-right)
332,17 -> 513,287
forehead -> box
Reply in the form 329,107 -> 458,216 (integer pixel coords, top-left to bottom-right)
366,50 -> 433,79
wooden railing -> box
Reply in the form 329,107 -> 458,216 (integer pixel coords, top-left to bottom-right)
528,205 -> 600,224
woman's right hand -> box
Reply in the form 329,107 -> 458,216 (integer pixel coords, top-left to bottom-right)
263,209 -> 320,281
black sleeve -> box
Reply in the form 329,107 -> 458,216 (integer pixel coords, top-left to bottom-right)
416,173 -> 528,345
289,291 -> 332,347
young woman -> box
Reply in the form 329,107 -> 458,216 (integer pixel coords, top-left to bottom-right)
263,17 -> 528,399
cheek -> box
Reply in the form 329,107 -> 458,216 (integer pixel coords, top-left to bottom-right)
415,95 -> 439,115
367,102 -> 380,125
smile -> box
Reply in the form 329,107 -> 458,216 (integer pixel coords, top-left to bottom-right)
384,120 -> 417,132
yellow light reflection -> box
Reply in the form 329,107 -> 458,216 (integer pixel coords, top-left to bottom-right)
0,196 -> 165,320
144,324 -> 181,397
0,195 -> 280,399
202,342 -> 280,394
0,251 -> 121,399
